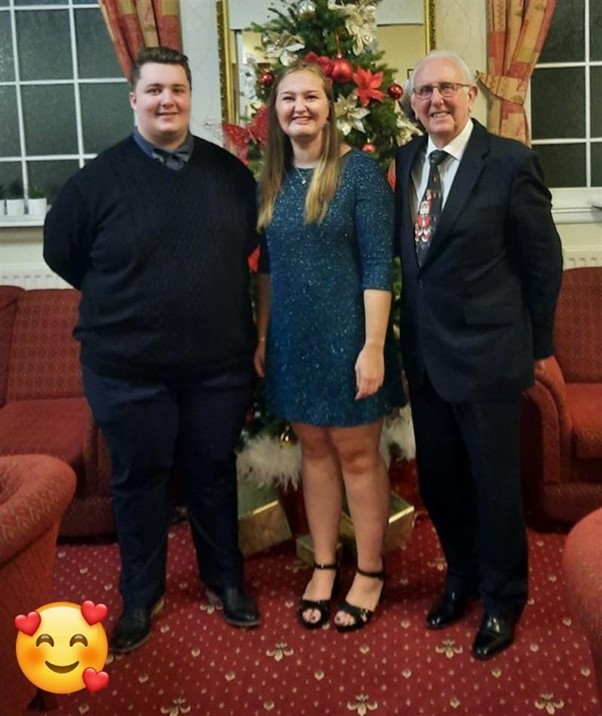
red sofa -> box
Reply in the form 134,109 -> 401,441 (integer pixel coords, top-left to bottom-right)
562,506 -> 602,703
0,454 -> 76,714
0,286 -> 113,538
521,267 -> 602,528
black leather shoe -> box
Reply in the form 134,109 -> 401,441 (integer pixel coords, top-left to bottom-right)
206,585 -> 260,628
111,597 -> 164,654
472,610 -> 519,660
426,590 -> 473,629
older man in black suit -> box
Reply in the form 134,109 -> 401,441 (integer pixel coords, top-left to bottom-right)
394,51 -> 563,659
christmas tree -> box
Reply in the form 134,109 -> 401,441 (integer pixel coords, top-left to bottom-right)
223,0 -> 420,175
229,0 -> 419,485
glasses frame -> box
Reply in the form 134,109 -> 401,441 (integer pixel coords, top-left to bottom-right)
413,82 -> 471,100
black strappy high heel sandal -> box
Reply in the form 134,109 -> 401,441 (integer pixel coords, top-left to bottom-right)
334,565 -> 386,633
298,561 -> 338,630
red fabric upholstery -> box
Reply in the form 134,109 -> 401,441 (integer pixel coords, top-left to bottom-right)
0,286 -> 22,407
562,507 -> 602,701
0,286 -> 114,538
521,267 -> 602,528
0,455 -> 76,715
6,289 -> 82,402
0,398 -> 88,477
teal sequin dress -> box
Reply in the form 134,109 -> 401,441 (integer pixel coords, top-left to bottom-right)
259,149 -> 404,427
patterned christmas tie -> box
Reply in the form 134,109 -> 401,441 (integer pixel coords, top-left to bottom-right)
414,149 -> 447,265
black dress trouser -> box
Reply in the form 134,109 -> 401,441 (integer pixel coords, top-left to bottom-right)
409,375 -> 528,615
82,363 -> 254,610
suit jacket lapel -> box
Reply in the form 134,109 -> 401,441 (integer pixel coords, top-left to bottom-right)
421,121 -> 490,267
397,137 -> 426,259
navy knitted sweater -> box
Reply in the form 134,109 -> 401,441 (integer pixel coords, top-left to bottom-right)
44,136 -> 258,379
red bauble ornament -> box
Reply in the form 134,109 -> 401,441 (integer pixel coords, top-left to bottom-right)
259,71 -> 275,88
331,56 -> 353,84
387,82 -> 403,100
362,142 -> 377,153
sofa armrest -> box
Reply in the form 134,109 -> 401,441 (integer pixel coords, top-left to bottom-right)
522,356 -> 575,489
0,455 -> 76,564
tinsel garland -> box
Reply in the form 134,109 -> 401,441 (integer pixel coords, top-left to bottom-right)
236,405 -> 415,488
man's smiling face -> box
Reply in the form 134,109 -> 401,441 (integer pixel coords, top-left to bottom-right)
410,55 -> 477,148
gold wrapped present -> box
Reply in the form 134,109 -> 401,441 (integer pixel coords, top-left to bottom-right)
296,533 -> 343,567
238,482 -> 292,556
339,491 -> 415,557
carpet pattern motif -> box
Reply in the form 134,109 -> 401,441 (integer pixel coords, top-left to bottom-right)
36,513 -> 600,715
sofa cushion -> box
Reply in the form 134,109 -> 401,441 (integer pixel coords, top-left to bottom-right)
0,398 -> 88,480
0,287 -> 23,408
555,267 -> 602,383
567,384 -> 602,461
6,289 -> 82,402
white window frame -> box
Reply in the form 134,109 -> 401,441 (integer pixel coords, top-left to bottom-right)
530,0 -> 602,225
0,1 -> 128,203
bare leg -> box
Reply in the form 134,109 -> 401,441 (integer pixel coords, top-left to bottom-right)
331,419 -> 389,627
293,422 -> 343,625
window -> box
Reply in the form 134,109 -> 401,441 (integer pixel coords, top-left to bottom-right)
531,0 -> 601,217
0,0 -> 132,204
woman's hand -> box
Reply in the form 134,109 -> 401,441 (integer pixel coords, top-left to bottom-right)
354,343 -> 384,400
254,339 -> 266,378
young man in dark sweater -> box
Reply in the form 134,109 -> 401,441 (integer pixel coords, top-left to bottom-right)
44,46 -> 261,654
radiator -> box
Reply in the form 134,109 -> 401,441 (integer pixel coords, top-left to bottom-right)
2,250 -> 601,290
0,265 -> 70,289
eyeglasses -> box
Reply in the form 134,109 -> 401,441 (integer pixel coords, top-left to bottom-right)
413,82 -> 470,100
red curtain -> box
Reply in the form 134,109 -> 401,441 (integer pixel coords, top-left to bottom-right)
99,0 -> 182,80
477,0 -> 557,145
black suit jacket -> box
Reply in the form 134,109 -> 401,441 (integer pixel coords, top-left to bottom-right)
394,120 -> 563,402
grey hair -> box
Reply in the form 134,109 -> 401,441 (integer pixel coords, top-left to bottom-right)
408,50 -> 475,92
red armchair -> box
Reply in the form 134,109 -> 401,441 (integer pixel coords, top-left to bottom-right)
0,286 -> 114,538
0,455 -> 76,714
521,267 -> 602,527
562,506 -> 602,702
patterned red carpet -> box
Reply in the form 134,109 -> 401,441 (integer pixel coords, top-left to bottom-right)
35,499 -> 601,716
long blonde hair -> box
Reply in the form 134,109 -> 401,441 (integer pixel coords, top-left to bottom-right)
257,61 -> 341,229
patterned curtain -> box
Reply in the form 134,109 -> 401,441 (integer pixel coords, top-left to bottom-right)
477,0 -> 557,145
99,0 -> 182,80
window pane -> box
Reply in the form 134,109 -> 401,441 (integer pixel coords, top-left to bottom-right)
17,10 -> 71,80
27,160 -> 80,203
22,85 -> 78,155
0,86 -> 20,157
592,143 -> 602,186
0,13 -> 14,80
539,0 -> 584,63
534,144 -> 586,188
0,163 -> 22,197
14,0 -> 63,5
592,67 -> 602,136
76,8 -> 123,79
531,67 -> 585,139
592,0 -> 602,61
80,83 -> 132,154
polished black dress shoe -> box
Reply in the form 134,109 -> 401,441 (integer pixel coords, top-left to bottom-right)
472,610 -> 519,660
206,585 -> 261,628
426,590 -> 472,629
111,597 -> 164,654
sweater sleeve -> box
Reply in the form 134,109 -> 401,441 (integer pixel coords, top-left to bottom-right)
43,179 -> 92,290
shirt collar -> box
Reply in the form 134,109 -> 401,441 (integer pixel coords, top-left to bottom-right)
426,118 -> 474,163
132,130 -> 194,169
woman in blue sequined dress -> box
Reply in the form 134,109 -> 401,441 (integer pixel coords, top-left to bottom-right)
254,62 -> 403,632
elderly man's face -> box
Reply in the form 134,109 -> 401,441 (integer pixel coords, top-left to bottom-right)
410,56 -> 477,148
129,62 -> 191,150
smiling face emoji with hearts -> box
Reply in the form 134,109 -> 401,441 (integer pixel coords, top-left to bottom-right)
15,601 -> 109,694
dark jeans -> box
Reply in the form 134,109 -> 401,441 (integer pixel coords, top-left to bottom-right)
83,364 -> 254,610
